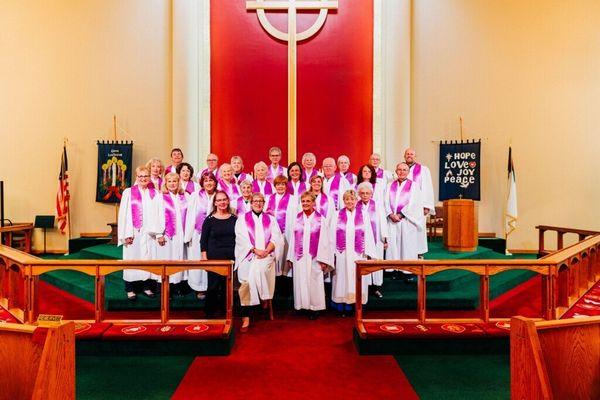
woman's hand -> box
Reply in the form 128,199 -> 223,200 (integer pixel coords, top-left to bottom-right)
125,237 -> 134,245
157,236 -> 166,246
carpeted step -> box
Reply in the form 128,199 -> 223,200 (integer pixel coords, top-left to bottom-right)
80,244 -> 122,260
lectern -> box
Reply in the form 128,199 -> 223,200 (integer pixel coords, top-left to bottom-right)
443,199 -> 478,252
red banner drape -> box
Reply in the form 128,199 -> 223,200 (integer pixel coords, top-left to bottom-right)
211,1 -> 373,171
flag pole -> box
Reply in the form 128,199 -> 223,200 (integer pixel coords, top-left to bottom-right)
459,116 -> 464,141
64,138 -> 72,242
113,115 -> 119,223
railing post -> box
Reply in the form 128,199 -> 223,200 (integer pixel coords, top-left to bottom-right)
161,265 -> 169,324
557,232 -> 564,250
480,273 -> 490,322
355,263 -> 363,323
95,266 -> 105,323
418,268 -> 426,323
539,228 -> 545,255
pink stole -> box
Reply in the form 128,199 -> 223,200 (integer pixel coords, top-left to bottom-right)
343,172 -> 355,186
236,197 -> 251,215
376,167 -> 384,180
287,180 -> 307,196
410,163 -> 422,185
326,174 -> 343,208
183,180 -> 195,194
252,180 -> 273,195
359,200 -> 378,243
200,167 -> 219,179
245,212 -> 272,249
130,185 -> 156,229
302,169 -> 318,182
194,190 -> 211,233
219,178 -> 240,200
235,172 -> 250,184
266,193 -> 291,233
165,165 -> 177,174
163,192 -> 187,238
335,208 -> 365,254
293,211 -> 322,261
148,177 -> 163,190
315,193 -> 330,218
389,179 -> 413,214
267,165 -> 285,181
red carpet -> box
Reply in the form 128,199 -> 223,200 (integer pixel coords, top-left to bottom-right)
489,275 -> 542,318
171,313 -> 419,400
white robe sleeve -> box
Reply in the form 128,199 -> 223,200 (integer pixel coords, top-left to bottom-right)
400,186 -> 425,230
234,216 -> 253,270
421,165 -> 436,214
316,217 -> 334,268
363,215 -> 378,260
117,188 -> 133,245
377,202 -> 389,241
269,215 -> 285,258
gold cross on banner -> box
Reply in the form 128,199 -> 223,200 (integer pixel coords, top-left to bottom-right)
246,0 -> 338,162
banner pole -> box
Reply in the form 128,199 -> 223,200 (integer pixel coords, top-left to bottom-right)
113,115 -> 119,223
459,116 -> 464,141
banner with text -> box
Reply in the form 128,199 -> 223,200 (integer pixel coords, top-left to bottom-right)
439,140 -> 481,200
96,141 -> 133,203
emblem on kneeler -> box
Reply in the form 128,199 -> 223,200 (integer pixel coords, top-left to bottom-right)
495,321 -> 511,330
379,324 -> 404,333
441,324 -> 466,334
74,322 -> 91,334
121,325 -> 147,335
185,324 -> 209,334
36,314 -> 63,327
415,324 -> 429,332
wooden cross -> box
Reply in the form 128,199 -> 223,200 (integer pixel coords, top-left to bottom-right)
246,0 -> 338,162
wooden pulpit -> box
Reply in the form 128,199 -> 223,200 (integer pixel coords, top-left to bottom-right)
443,199 -> 478,252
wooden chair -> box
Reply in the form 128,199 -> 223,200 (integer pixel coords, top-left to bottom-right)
427,205 -> 444,239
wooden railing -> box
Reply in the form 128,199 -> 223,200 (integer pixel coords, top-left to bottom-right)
0,245 -> 234,336
536,225 -> 599,256
510,316 -> 600,399
355,233 -> 600,338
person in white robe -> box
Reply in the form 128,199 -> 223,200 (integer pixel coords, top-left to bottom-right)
118,165 -> 163,300
337,155 -> 357,188
196,153 -> 219,180
405,148 -> 435,257
251,161 -> 274,196
330,189 -> 378,315
308,175 -> 336,223
185,171 -> 217,297
369,153 -> 394,187
230,155 -> 253,184
177,162 -> 201,194
357,182 -> 389,297
286,162 -> 308,196
164,148 -> 184,175
357,164 -> 386,208
235,193 -> 284,331
156,173 -> 189,294
264,175 -> 297,276
266,146 -> 288,182
234,180 -> 253,216
321,157 -> 350,211
146,157 -> 164,190
385,163 -> 425,274
217,163 -> 241,203
301,152 -> 320,182
286,192 -> 333,319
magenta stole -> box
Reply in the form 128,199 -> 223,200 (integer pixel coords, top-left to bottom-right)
287,180 -> 307,196
344,172 -> 355,186
266,193 -> 291,233
245,212 -> 273,250
389,180 -> 413,214
293,211 -> 322,261
302,169 -> 318,182
236,197 -> 251,215
359,200 -> 378,243
410,163 -> 422,185
267,165 -> 285,181
326,174 -> 343,208
163,193 -> 187,238
376,168 -> 384,180
148,177 -> 163,190
252,180 -> 273,195
183,180 -> 196,194
130,185 -> 156,229
219,178 -> 240,200
315,193 -> 330,218
335,208 -> 365,254
194,190 -> 211,233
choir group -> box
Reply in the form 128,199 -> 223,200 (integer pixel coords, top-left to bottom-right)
117,147 -> 435,329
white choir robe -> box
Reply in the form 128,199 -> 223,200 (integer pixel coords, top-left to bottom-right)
314,193 -> 336,225
288,180 -> 308,198
181,180 -> 201,195
217,180 -> 241,203
322,174 -> 350,211
234,197 -> 252,216
234,172 -> 253,185
385,180 -> 425,261
331,208 -> 378,305
341,172 -> 358,189
184,192 -> 215,291
234,213 -> 284,306
196,167 -> 219,180
267,165 -> 287,182
118,186 -> 164,282
164,165 -> 178,175
265,193 -> 297,276
252,179 -> 274,196
359,200 -> 389,286
375,167 -> 394,187
408,163 -> 435,255
369,181 -> 387,209
287,212 -> 334,311
155,193 -> 188,284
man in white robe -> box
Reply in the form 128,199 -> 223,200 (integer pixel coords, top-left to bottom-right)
118,166 -> 164,300
197,153 -> 219,179
385,163 -> 425,266
369,153 -> 394,187
321,157 -> 349,211
266,146 -> 288,182
287,192 -> 333,318
331,189 -> 378,314
235,193 -> 284,330
405,148 -> 436,256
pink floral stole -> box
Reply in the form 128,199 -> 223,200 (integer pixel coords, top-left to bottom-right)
163,192 -> 187,238
130,185 -> 156,229
293,211 -> 322,261
389,179 -> 413,214
194,190 -> 211,233
335,208 -> 365,254
266,193 -> 291,233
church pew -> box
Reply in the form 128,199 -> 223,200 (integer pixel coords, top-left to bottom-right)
0,322 -> 75,400
510,316 -> 600,400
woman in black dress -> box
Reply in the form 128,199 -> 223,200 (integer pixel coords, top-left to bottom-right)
200,190 -> 237,318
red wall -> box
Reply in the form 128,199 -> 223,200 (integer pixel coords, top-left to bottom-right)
211,1 -> 373,171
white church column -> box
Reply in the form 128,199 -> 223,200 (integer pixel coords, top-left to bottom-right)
373,0 -> 411,168
172,0 -> 211,168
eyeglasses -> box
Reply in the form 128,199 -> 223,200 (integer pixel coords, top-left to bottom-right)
215,198 -> 229,202
251,200 -> 265,204
207,159 -> 218,162
137,175 -> 150,178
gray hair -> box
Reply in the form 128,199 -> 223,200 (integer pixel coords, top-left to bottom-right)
356,181 -> 373,193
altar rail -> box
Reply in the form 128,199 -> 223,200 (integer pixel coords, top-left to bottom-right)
355,232 -> 600,338
0,245 -> 234,336
536,225 -> 599,256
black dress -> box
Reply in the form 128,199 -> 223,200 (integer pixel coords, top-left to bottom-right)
200,214 -> 237,317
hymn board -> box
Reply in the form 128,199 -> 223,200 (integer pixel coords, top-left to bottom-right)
246,0 -> 338,162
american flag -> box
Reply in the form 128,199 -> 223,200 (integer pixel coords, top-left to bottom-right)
56,144 -> 70,234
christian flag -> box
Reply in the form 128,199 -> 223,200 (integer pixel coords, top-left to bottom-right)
56,144 -> 70,234
505,147 -> 517,236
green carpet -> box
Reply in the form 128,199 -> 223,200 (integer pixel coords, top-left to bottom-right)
76,355 -> 194,400
395,354 -> 510,400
